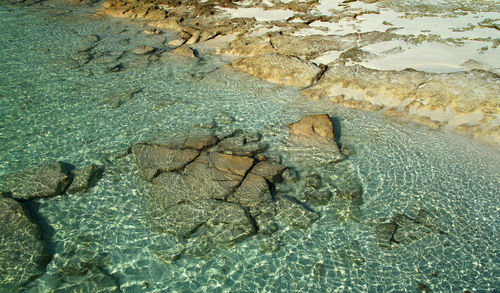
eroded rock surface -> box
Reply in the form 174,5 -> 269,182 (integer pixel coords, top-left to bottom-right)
134,127 -> 344,258
231,54 -> 322,88
0,196 -> 49,291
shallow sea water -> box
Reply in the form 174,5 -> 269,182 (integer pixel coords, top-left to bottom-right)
0,2 -> 499,293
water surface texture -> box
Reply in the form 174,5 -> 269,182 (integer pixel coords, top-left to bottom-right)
0,3 -> 499,293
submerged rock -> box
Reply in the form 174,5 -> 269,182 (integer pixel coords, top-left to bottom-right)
131,45 -> 155,55
375,209 -> 446,248
0,196 -> 48,291
275,196 -> 320,228
67,164 -> 102,194
0,162 -> 71,200
132,143 -> 200,180
172,46 -> 197,58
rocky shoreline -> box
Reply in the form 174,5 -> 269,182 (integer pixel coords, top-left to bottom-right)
88,0 -> 500,146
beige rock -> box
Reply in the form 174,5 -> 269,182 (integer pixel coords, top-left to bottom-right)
131,45 -> 155,55
231,54 -> 322,87
172,46 -> 197,58
289,114 -> 335,140
168,39 -> 186,47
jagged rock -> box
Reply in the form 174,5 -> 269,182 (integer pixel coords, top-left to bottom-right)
289,114 -> 335,140
204,202 -> 256,243
0,162 -> 71,200
0,197 -> 48,291
132,143 -> 199,180
275,196 -> 319,229
392,213 -> 432,245
231,54 -> 322,87
131,45 -> 155,55
168,39 -> 186,47
172,46 -> 197,58
67,164 -> 101,194
157,200 -> 255,243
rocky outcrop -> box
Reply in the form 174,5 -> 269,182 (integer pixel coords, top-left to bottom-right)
0,162 -> 72,200
375,209 -> 447,248
135,128 -> 332,256
0,196 -> 49,291
231,54 -> 322,88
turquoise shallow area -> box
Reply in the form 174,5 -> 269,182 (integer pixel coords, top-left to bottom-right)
0,3 -> 499,292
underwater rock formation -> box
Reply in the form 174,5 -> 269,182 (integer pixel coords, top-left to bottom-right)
375,209 -> 447,248
0,196 -> 49,292
0,162 -> 72,200
135,114 -> 365,259
0,162 -> 102,200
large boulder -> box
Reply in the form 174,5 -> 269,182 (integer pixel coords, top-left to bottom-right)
231,54 -> 322,87
0,196 -> 49,291
0,162 -> 71,200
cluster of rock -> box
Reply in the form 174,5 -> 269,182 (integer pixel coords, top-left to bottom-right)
0,162 -> 101,291
89,0 -> 500,146
132,114 -> 367,259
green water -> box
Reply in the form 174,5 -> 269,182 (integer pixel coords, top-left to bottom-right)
0,2 -> 499,292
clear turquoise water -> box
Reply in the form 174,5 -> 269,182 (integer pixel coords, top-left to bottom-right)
0,2 -> 499,292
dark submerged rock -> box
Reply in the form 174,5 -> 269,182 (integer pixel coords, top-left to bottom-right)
0,197 -> 49,291
67,164 -> 102,194
1,162 -> 71,200
275,196 -> 319,228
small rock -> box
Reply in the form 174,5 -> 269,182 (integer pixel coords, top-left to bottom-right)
250,161 -> 287,183
392,213 -> 431,245
302,189 -> 331,205
214,111 -> 235,125
172,46 -> 197,58
289,114 -> 335,140
168,39 -> 186,47
131,45 -> 155,55
67,164 -> 101,194
143,28 -> 161,35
